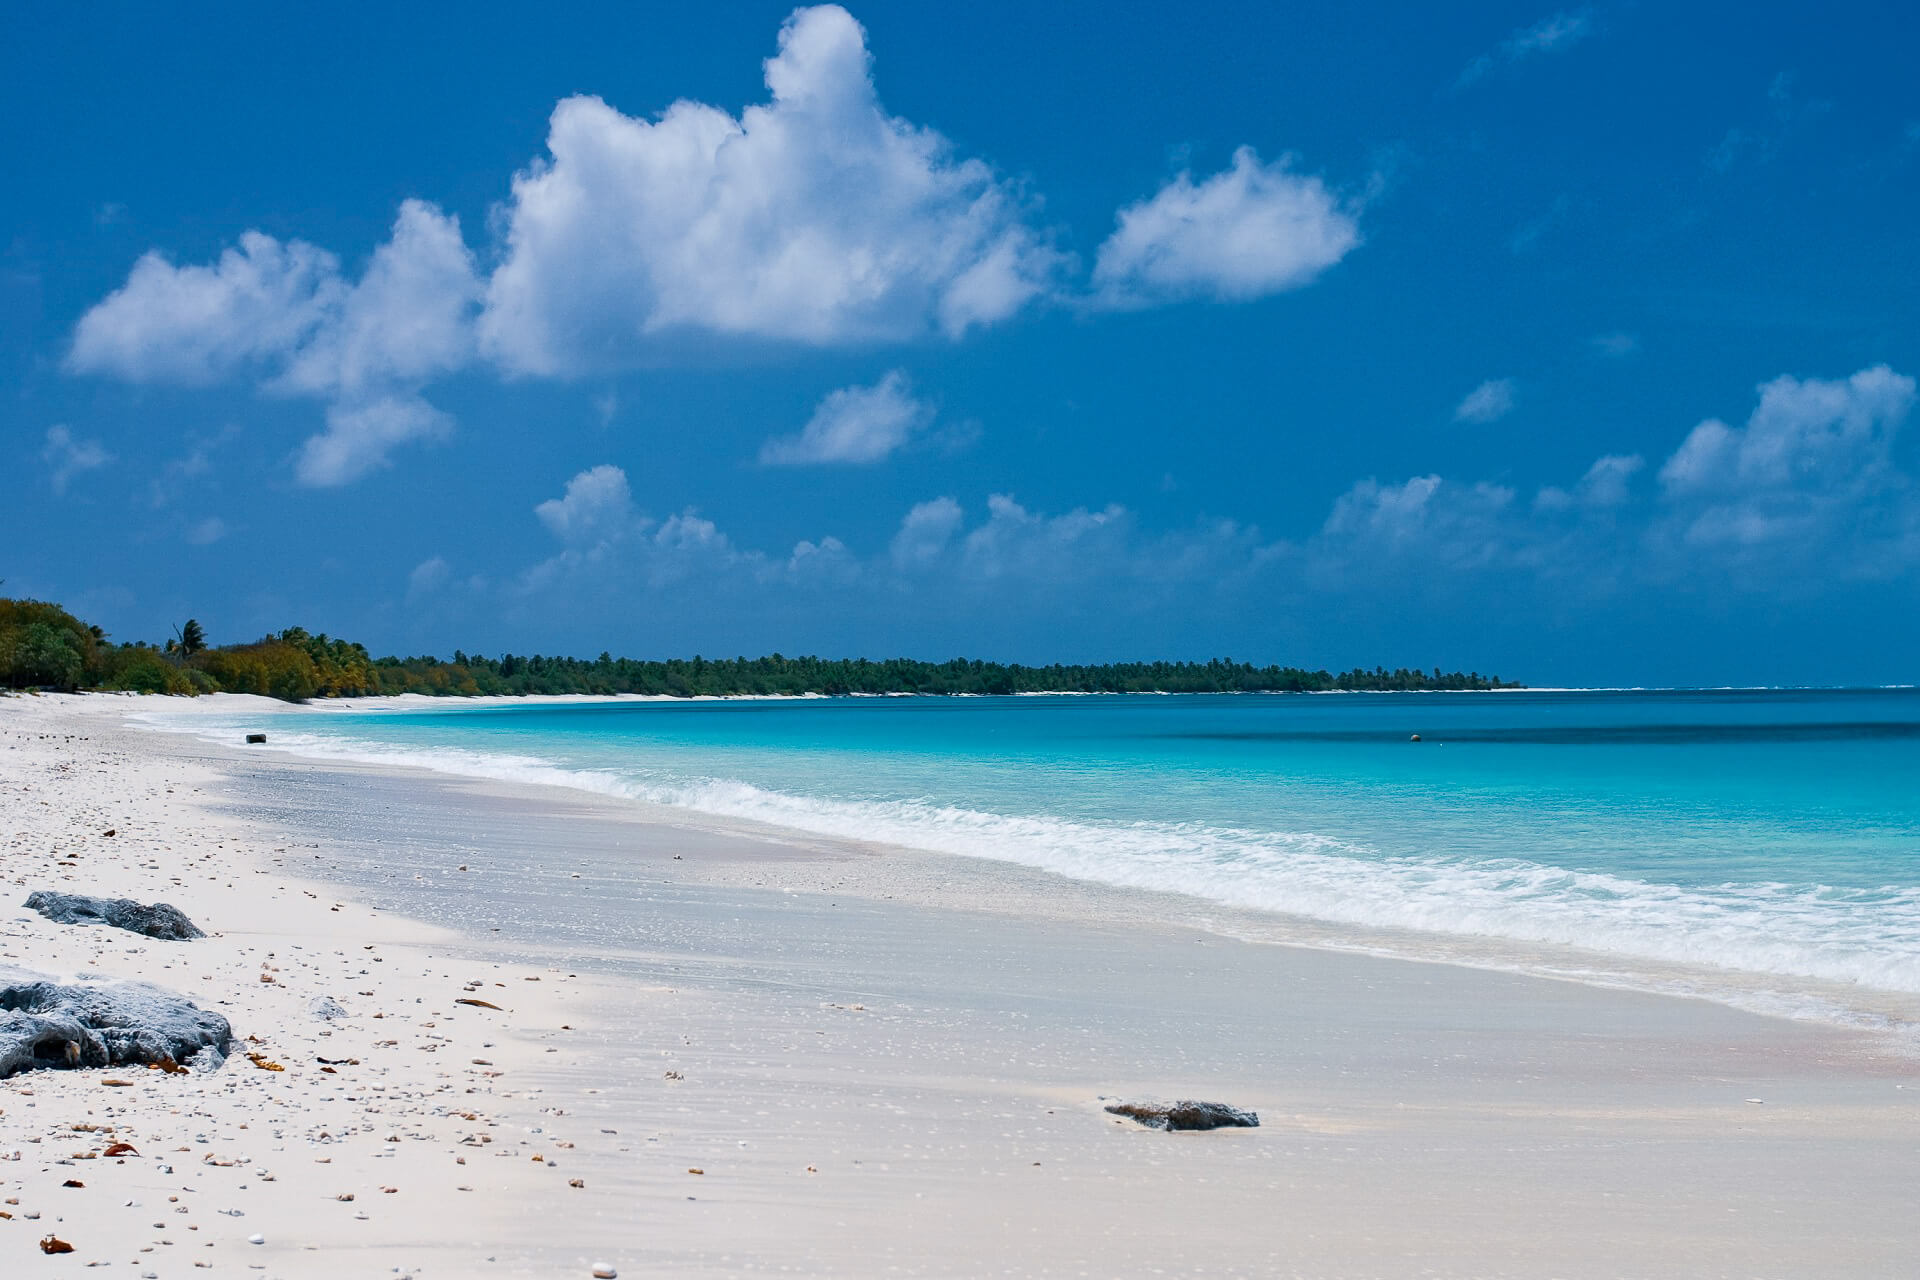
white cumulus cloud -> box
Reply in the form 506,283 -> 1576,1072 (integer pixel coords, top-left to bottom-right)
67,232 -> 344,385
408,556 -> 453,596
958,494 -> 1132,580
479,4 -> 1061,375
890,496 -> 965,569
69,200 -> 480,486
1534,454 -> 1644,512
1090,147 -> 1359,309
297,394 -> 454,488
761,370 -> 931,464
1454,378 -> 1517,424
1659,366 -> 1913,501
65,5 -> 1362,488
1655,365 -> 1916,568
534,464 -> 641,545
277,200 -> 481,398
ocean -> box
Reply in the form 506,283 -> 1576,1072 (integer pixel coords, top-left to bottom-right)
155,688 -> 1920,1029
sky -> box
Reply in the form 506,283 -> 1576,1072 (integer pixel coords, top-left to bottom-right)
6,1 -> 1918,686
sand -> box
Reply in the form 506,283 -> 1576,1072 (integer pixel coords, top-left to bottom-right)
3,692 -> 1918,1278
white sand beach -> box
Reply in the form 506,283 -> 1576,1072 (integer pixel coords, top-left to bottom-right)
4,693 -> 1919,1278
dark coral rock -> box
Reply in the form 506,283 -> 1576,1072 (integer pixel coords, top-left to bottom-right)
24,890 -> 204,941
0,970 -> 234,1078
1104,1099 -> 1260,1131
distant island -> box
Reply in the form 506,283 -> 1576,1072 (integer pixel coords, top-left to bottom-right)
0,596 -> 1521,701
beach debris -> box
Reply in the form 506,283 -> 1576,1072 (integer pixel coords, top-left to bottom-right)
103,1142 -> 138,1157
248,1233 -> 265,1245
39,1234 -> 75,1254
245,733 -> 267,745
0,970 -> 234,1078
246,1052 -> 285,1071
687,1167 -> 704,1175
102,829 -> 116,837
592,1265 -> 619,1278
23,890 -> 204,941
569,1178 -> 585,1188
1102,1099 -> 1260,1131
456,997 -> 503,1010
62,1178 -> 85,1188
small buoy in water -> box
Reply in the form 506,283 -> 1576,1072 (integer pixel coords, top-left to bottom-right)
1409,733 -> 1421,742
245,733 -> 267,745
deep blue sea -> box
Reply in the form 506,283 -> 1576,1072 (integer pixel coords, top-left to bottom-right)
163,689 -> 1920,1013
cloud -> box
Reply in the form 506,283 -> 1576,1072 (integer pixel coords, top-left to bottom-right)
331,363 -> 1920,681
958,494 -> 1131,580
1659,367 -> 1912,500
524,465 -> 772,595
479,4 -> 1061,375
512,472 -> 1275,627
41,426 -> 112,494
68,5 -> 1356,484
67,232 -> 345,385
70,200 -> 477,394
1453,378 -> 1516,424
592,390 -> 618,427
1317,475 -> 1520,571
1307,365 -> 1920,594
1589,331 -> 1639,358
1509,194 -> 1570,254
533,464 -> 640,545
1707,72 -> 1831,174
1089,147 -> 1359,308
890,496 -> 965,569
1534,454 -> 1644,512
1654,366 -> 1916,569
297,394 -> 453,487
69,200 -> 480,484
1457,9 -> 1594,89
276,200 -> 481,398
408,556 -> 452,596
183,516 -> 228,546
787,535 -> 855,580
760,370 -> 931,464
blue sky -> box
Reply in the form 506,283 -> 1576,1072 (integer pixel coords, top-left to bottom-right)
7,2 -> 1918,685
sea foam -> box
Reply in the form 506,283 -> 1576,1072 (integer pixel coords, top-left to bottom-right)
148,713 -> 1920,1000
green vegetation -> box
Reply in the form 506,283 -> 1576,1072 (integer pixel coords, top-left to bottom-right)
0,596 -> 1520,701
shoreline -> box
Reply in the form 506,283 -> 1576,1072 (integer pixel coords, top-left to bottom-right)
125,692 -> 1920,1045
5,693 -> 1920,1275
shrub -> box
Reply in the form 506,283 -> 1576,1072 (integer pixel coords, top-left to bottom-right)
0,599 -> 97,690
104,652 -> 194,695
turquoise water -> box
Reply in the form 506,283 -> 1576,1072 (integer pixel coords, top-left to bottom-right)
168,690 -> 1920,1003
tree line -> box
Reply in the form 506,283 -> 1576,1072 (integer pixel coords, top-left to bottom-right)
0,596 -> 1520,701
